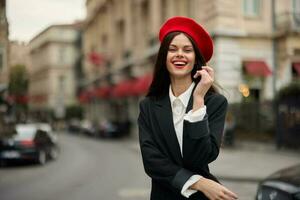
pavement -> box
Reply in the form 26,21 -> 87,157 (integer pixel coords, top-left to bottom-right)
125,138 -> 300,183
210,140 -> 300,182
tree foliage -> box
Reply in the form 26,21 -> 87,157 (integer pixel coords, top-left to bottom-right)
8,64 -> 29,96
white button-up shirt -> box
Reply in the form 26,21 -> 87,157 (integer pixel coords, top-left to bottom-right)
169,82 -> 207,198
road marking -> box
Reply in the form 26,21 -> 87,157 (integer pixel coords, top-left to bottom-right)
118,188 -> 150,198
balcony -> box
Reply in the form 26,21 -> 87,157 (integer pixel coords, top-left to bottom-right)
275,11 -> 300,33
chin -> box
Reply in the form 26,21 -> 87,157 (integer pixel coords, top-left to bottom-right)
170,72 -> 191,80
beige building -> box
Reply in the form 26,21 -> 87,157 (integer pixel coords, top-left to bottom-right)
28,23 -> 82,118
9,41 -> 31,68
0,0 -> 9,87
275,0 -> 300,88
81,0 -> 300,135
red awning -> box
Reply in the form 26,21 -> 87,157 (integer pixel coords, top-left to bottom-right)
78,91 -> 92,104
292,63 -> 300,75
8,95 -> 29,104
30,94 -> 48,103
16,95 -> 29,104
95,86 -> 111,98
111,80 -> 135,98
88,52 -> 105,66
244,61 -> 272,77
132,74 -> 153,96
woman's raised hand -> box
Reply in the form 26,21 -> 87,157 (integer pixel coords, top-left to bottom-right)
193,66 -> 214,98
192,66 -> 214,111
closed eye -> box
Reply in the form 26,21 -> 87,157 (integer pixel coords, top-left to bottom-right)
184,49 -> 193,53
168,47 -> 177,52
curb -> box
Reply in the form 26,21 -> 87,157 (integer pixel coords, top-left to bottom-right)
216,175 -> 262,183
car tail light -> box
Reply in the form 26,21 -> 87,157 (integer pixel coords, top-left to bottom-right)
19,140 -> 35,147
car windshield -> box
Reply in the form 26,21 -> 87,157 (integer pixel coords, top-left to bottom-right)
15,126 -> 36,140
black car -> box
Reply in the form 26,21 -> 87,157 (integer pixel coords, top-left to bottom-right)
0,123 -> 59,165
256,164 -> 300,200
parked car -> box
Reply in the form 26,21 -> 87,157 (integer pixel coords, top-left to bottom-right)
256,164 -> 300,200
0,123 -> 59,165
67,118 -> 82,134
80,120 -> 97,137
98,120 -> 131,138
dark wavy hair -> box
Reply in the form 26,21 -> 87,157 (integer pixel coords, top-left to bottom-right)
146,31 -> 218,98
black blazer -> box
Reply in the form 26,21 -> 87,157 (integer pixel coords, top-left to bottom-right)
138,91 -> 228,200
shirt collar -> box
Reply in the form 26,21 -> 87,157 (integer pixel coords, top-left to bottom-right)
169,82 -> 195,108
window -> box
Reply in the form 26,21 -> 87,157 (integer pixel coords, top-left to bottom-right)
116,19 -> 125,58
161,0 -> 167,23
59,75 -> 65,89
0,11 -> 6,25
0,52 -> 3,70
243,0 -> 260,17
141,0 -> 149,40
293,0 -> 300,23
101,34 -> 107,49
0,46 -> 3,70
294,0 -> 300,13
58,46 -> 67,64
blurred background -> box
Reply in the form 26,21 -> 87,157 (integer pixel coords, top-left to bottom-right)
0,0 -> 299,200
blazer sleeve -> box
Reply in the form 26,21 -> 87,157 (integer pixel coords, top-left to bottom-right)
138,100 -> 194,192
183,94 -> 228,169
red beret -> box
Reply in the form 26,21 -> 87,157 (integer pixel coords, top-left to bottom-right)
159,16 -> 213,62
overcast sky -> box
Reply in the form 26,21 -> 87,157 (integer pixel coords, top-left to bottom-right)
7,0 -> 86,43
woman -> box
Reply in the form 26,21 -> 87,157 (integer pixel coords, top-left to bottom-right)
138,16 -> 238,200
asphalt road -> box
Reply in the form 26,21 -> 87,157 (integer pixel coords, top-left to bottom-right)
0,133 -> 151,200
0,133 -> 257,200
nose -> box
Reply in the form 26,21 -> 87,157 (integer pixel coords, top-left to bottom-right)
175,49 -> 184,58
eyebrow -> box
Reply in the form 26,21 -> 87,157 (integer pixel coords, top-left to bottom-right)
169,44 -> 193,48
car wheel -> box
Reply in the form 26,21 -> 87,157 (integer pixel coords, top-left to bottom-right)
37,150 -> 46,165
49,147 -> 59,160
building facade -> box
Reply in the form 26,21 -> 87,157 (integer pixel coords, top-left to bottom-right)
274,0 -> 300,89
9,41 -> 31,68
28,24 -> 82,119
81,0 -> 300,136
0,0 -> 9,87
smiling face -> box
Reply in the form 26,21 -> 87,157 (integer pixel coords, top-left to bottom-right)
166,33 -> 196,81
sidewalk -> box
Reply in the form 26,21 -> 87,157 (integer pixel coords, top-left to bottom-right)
210,140 -> 300,182
125,139 -> 300,183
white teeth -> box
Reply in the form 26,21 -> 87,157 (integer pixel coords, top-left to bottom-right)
173,61 -> 186,65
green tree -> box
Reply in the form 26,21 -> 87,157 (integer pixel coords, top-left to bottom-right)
8,64 -> 29,96
8,64 -> 29,122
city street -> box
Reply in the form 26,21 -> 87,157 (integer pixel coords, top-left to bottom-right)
2,1 -> 300,199
0,133 -> 150,200
0,132 -> 298,200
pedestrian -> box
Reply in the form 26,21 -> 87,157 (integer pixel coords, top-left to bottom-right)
224,111 -> 236,147
138,16 -> 238,200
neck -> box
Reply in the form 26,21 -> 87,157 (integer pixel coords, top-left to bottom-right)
170,76 -> 192,97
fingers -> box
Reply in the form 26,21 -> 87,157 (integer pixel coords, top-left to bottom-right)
223,188 -> 238,199
193,69 -> 214,83
193,70 -> 202,79
200,178 -> 238,200
202,66 -> 214,79
217,186 -> 238,200
220,187 -> 238,200
193,66 -> 214,80
210,190 -> 237,200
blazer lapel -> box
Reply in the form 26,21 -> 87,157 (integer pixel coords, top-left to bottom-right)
154,95 -> 182,165
186,93 -> 194,114
182,86 -> 195,158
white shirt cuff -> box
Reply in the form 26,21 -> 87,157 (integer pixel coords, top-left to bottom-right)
184,106 -> 206,122
181,175 -> 202,198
